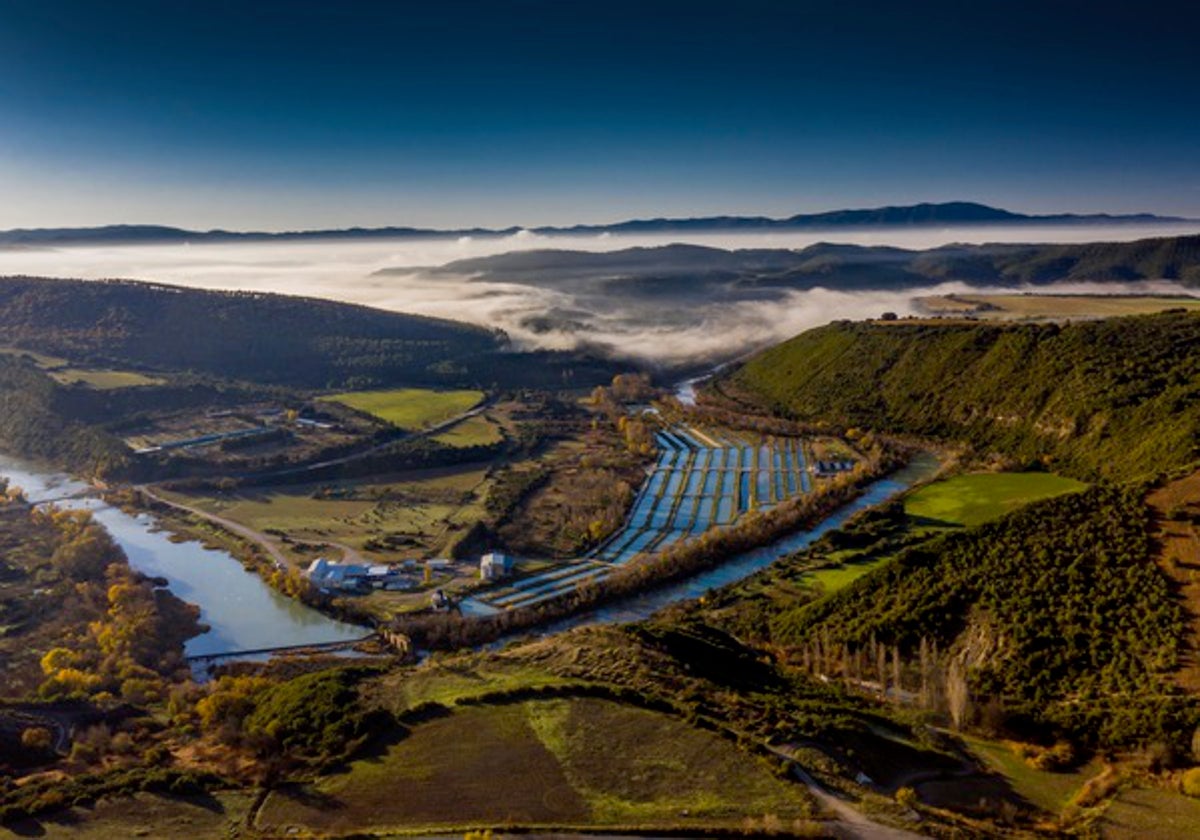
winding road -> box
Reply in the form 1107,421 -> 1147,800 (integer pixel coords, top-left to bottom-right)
138,484 -> 369,568
770,745 -> 929,840
134,398 -> 496,568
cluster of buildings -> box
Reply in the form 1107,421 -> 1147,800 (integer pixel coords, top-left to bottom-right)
304,552 -> 516,594
306,557 -> 431,593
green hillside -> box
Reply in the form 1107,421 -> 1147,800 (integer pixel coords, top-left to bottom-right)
767,486 -> 1194,751
727,312 -> 1200,480
0,357 -> 130,477
0,276 -> 621,390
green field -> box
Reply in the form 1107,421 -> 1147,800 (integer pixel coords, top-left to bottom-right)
801,553 -> 892,595
49,367 -> 166,389
920,293 -> 1200,321
28,791 -> 254,838
433,413 -> 505,447
0,346 -> 164,389
1101,786 -> 1200,839
793,471 -> 1088,596
258,698 -> 816,834
0,345 -> 68,368
167,465 -> 493,561
321,387 -> 484,430
904,471 -> 1087,529
961,736 -> 1100,814
369,657 -> 582,714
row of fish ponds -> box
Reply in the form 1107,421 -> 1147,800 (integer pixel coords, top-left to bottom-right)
594,426 -> 815,563
464,425 -> 834,614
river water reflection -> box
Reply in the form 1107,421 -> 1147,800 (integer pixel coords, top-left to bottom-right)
0,455 -> 366,658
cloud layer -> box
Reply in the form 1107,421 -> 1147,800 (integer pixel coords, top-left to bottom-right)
0,224 -> 1196,369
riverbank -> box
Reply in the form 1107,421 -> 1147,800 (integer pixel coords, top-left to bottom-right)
0,454 -> 370,661
396,443 -> 926,651
116,485 -> 370,625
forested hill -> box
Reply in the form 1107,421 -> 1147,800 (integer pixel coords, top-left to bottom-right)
0,276 -> 619,390
430,233 -> 1200,291
0,357 -> 129,477
725,312 -> 1200,481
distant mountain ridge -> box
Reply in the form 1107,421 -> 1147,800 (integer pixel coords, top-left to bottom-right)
427,233 -> 1200,290
0,202 -> 1191,247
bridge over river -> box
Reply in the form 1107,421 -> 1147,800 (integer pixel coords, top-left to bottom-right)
186,634 -> 378,666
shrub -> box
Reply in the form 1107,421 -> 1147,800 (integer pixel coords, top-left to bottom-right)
1182,767 -> 1200,798
20,727 -> 53,754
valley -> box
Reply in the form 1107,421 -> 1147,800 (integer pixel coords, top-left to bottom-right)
4,261 -> 1200,840
6,0 -> 1200,834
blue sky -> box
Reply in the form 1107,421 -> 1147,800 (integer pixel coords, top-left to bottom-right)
1,0 -> 1197,229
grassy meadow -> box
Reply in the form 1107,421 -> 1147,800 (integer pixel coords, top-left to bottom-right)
903,471 -> 1087,529
1100,786 -> 1200,839
19,791 -> 254,838
788,470 -> 1088,596
257,697 -> 817,835
920,293 -> 1200,321
164,465 -> 493,561
321,387 -> 483,430
0,345 -> 164,389
953,736 -> 1102,814
432,413 -> 505,447
49,367 -> 166,389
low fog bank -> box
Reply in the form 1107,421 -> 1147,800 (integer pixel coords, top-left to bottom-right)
0,223 -> 1197,369
367,275 -> 1195,367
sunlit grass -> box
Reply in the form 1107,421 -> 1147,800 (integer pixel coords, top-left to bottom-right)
321,387 -> 483,430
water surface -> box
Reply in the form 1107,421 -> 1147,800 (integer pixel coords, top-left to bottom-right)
542,453 -> 940,633
0,455 -> 367,658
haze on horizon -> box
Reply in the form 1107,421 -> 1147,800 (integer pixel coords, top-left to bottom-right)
1,1 -> 1199,231
3,221 -> 1197,367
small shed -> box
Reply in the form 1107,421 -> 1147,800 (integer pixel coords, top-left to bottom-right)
479,552 -> 514,581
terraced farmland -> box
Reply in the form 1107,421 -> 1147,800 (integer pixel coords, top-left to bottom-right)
465,426 -> 815,614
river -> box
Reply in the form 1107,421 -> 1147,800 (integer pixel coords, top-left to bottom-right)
0,455 -> 366,658
1,440 -> 937,659
540,453 -> 940,633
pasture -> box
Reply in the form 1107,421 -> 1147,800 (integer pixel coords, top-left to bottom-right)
27,791 -> 254,839
1100,786 -> 1200,839
0,345 -> 164,389
167,464 -> 493,562
801,552 -> 891,594
903,471 -> 1087,529
433,413 -> 504,447
257,697 -> 816,834
918,293 -> 1200,321
958,736 -> 1100,814
790,470 -> 1088,599
49,367 -> 166,389
321,387 -> 483,430
367,657 -> 584,714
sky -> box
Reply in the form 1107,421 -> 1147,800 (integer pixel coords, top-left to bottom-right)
1,0 -> 1199,230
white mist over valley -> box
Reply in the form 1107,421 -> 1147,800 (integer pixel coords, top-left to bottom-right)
1,223 -> 1197,367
